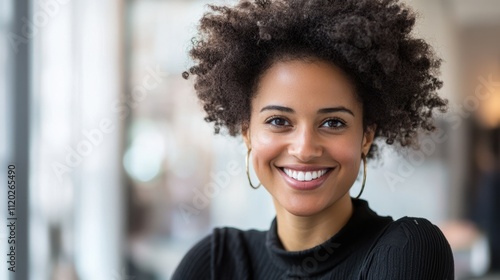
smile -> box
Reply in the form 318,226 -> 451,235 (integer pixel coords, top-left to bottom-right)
278,166 -> 334,191
282,168 -> 330,182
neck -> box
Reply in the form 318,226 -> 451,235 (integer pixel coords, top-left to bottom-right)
274,194 -> 353,251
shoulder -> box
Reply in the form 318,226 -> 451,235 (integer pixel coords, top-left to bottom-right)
363,217 -> 454,280
212,226 -> 267,248
171,234 -> 211,280
172,226 -> 266,280
379,217 -> 450,248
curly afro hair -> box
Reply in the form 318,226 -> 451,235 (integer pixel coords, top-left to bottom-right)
183,0 -> 447,159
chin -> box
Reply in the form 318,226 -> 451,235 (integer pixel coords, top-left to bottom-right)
285,207 -> 323,217
274,189 -> 352,217
280,197 -> 330,217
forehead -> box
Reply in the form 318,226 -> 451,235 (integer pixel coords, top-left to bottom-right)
253,59 -> 361,112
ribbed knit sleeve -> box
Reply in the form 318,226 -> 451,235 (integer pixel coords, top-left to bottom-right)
171,235 -> 211,280
362,217 -> 454,280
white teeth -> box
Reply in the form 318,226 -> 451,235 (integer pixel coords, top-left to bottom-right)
283,168 -> 329,182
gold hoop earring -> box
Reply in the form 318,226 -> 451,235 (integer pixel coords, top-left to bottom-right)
246,149 -> 261,189
355,154 -> 367,199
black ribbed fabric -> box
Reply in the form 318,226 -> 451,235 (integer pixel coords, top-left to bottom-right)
172,199 -> 454,279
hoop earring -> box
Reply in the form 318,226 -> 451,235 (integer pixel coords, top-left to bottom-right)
246,149 -> 261,189
355,154 -> 367,199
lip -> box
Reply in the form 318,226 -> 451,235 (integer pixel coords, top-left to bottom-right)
277,165 -> 334,191
279,164 -> 332,172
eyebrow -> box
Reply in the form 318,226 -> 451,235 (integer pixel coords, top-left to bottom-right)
260,105 -> 355,117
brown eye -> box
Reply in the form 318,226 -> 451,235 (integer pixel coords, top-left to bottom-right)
266,117 -> 290,127
321,118 -> 346,129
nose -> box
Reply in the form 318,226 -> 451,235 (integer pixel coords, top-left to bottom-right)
288,126 -> 323,162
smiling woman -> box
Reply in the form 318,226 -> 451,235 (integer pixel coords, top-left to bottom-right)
173,0 -> 454,279
243,60 -> 373,251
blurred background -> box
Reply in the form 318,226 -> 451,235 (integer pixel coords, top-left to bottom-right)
1,0 -> 499,279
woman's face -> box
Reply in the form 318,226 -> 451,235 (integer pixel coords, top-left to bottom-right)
243,59 -> 375,217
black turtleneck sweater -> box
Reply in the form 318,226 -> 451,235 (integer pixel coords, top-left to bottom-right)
172,199 -> 454,279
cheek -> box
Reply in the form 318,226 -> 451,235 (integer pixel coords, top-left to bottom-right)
251,129 -> 278,168
252,127 -> 274,146
328,136 -> 362,167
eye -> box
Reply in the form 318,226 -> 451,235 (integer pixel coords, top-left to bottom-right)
321,118 -> 346,129
265,116 -> 290,127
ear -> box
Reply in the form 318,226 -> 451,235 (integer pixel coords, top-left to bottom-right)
241,122 -> 251,150
361,124 -> 377,156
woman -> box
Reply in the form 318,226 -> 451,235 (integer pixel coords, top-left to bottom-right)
174,0 -> 454,279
